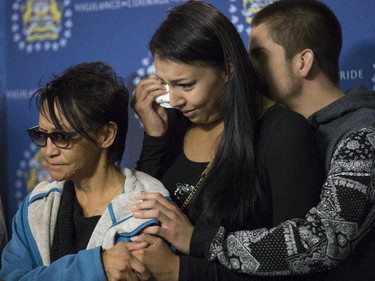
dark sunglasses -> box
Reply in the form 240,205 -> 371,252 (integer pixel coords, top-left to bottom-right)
27,125 -> 86,149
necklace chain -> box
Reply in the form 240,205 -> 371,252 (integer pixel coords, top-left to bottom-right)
180,161 -> 212,211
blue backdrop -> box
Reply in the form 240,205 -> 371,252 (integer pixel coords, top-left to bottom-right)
1,0 -> 374,231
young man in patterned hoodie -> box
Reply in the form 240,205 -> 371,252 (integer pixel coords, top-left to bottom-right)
187,1 -> 375,280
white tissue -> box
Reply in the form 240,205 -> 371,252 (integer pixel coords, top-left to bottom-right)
155,84 -> 173,108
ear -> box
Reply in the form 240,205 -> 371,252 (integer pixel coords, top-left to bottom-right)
224,60 -> 234,82
296,49 -> 314,78
97,121 -> 118,149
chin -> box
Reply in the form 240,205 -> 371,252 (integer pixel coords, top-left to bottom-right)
49,172 -> 66,182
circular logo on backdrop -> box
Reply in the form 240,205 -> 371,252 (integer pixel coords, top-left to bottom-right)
11,0 -> 73,53
15,143 -> 52,206
228,0 -> 276,36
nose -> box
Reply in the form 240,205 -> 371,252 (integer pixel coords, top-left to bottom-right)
42,137 -> 60,157
168,86 -> 184,108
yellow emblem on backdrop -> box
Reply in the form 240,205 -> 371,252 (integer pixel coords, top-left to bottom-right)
22,0 -> 62,42
26,150 -> 51,192
11,0 -> 72,53
229,0 -> 277,35
15,145 -> 52,205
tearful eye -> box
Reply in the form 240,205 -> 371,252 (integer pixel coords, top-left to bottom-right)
180,83 -> 194,90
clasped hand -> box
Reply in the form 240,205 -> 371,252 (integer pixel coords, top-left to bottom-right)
102,192 -> 193,281
131,192 -> 194,255
102,241 -> 151,281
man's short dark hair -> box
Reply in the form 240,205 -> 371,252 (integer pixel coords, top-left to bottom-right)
253,0 -> 342,84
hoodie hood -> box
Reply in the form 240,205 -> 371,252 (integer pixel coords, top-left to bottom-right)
310,86 -> 375,125
308,85 -> 375,174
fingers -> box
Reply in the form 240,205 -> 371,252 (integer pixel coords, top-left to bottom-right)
141,225 -> 162,236
133,192 -> 174,213
131,233 -> 162,245
131,238 -> 180,281
130,226 -> 168,247
123,272 -> 139,281
131,78 -> 169,137
126,241 -> 149,251
129,255 -> 152,281
136,192 -> 171,206
102,242 -> 151,281
133,77 -> 166,106
132,193 -> 175,221
132,207 -> 163,220
131,192 -> 193,254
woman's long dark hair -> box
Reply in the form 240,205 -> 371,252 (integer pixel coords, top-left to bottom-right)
151,1 -> 262,229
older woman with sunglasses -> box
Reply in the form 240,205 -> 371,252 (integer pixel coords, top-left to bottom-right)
0,61 -> 169,281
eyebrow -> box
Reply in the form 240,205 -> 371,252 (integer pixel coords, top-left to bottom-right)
155,74 -> 191,84
37,126 -> 47,132
37,126 -> 60,133
249,46 -> 266,53
38,124 -> 72,133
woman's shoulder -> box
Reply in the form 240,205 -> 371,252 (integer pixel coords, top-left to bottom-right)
260,103 -> 311,131
263,103 -> 306,121
123,167 -> 170,197
256,103 -> 316,150
28,180 -> 64,203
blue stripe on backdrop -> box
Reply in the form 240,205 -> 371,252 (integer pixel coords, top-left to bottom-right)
2,0 -> 375,230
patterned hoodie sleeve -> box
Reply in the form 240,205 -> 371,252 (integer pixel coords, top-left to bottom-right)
208,128 -> 375,276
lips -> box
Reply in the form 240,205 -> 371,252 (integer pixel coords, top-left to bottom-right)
48,162 -> 64,166
181,108 -> 196,118
47,163 -> 65,169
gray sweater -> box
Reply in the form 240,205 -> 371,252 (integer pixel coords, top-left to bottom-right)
309,85 -> 375,174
